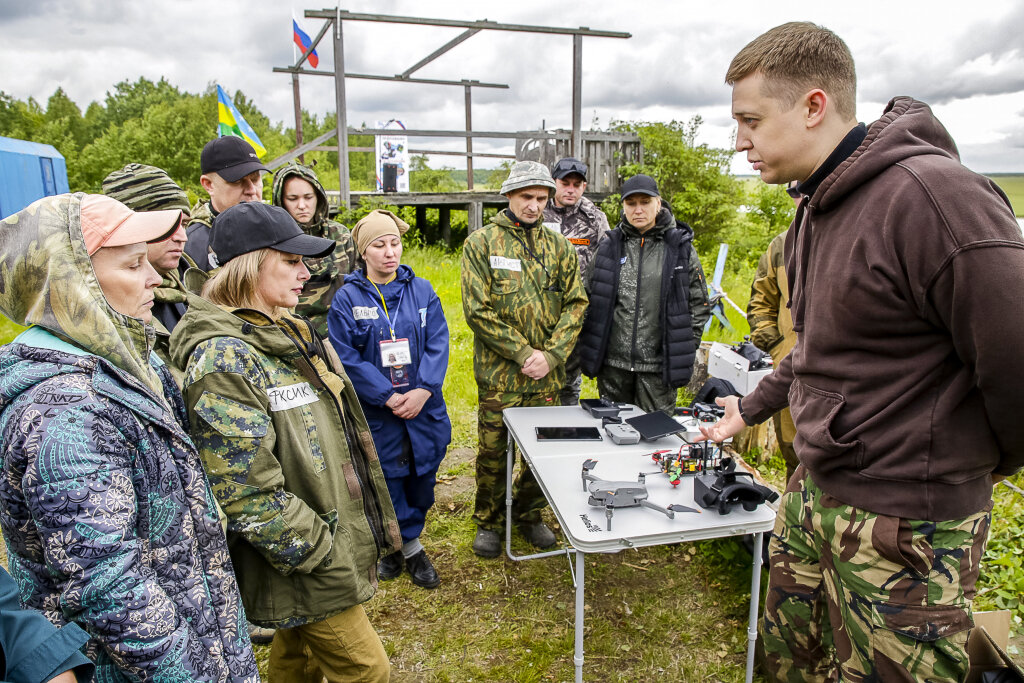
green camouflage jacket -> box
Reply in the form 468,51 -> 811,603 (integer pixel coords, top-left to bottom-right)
747,229 -> 796,361
461,209 -> 588,393
170,295 -> 401,628
272,163 -> 358,337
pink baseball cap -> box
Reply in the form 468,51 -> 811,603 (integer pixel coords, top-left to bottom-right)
80,194 -> 181,256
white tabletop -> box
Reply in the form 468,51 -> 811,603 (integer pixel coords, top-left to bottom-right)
504,405 -> 776,552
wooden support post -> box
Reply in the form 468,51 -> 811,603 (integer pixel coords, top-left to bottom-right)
465,84 -> 474,190
571,34 -> 583,160
439,207 -> 451,246
467,201 -> 482,233
292,73 -> 304,164
332,13 -> 350,210
415,206 -> 428,242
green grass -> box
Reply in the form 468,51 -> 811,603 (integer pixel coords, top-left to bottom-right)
988,174 -> 1024,217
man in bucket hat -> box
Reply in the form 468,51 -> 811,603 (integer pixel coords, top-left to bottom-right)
460,160 -> 588,558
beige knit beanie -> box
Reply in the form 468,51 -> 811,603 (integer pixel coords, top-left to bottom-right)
351,209 -> 409,254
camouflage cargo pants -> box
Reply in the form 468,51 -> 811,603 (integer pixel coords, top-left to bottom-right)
473,390 -> 558,531
597,365 -> 676,414
763,466 -> 991,683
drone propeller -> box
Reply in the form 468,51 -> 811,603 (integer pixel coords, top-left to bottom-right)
668,504 -> 701,514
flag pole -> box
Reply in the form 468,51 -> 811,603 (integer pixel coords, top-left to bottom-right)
292,10 -> 305,163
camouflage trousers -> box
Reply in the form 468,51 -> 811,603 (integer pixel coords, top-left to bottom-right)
763,466 -> 991,683
597,365 -> 676,414
473,390 -> 558,531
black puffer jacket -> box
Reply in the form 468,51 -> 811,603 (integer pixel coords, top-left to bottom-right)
578,204 -> 710,388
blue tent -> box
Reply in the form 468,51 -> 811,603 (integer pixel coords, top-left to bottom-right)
0,136 -> 70,219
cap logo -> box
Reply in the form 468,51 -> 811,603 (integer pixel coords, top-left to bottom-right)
249,153 -> 257,159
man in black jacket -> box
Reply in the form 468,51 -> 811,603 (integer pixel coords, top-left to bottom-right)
577,174 -> 710,413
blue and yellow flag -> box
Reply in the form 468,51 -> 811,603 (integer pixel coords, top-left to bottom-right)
216,85 -> 267,158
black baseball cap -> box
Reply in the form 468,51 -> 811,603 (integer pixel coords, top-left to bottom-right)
210,202 -> 335,266
620,174 -> 660,199
551,157 -> 588,181
200,136 -> 269,183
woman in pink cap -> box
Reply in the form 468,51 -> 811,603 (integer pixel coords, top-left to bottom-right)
0,194 -> 258,682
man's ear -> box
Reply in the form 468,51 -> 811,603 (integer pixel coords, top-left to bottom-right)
199,173 -> 215,194
805,89 -> 828,129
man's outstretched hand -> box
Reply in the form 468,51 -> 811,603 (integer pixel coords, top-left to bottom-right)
699,395 -> 747,443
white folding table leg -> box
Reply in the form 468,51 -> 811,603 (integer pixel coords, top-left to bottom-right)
574,548 -> 585,683
505,436 -> 514,557
745,531 -> 765,683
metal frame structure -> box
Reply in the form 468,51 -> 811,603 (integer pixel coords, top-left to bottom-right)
272,9 -> 631,209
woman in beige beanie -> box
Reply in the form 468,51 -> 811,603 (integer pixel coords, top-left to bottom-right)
328,210 -> 453,590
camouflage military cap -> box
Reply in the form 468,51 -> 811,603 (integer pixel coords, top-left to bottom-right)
103,163 -> 190,213
500,161 -> 555,196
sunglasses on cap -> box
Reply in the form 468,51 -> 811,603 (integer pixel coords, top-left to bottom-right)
552,158 -> 588,179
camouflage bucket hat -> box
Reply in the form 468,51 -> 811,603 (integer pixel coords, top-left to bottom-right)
102,163 -> 190,213
500,160 -> 556,195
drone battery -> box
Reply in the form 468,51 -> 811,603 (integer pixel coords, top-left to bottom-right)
579,398 -> 623,419
604,423 -> 640,445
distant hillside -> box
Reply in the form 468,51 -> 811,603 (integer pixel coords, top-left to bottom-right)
989,175 -> 1024,216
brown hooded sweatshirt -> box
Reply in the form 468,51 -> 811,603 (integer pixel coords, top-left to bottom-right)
741,97 -> 1024,521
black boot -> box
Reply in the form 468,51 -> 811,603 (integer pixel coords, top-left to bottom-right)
378,551 -> 403,580
405,550 -> 441,589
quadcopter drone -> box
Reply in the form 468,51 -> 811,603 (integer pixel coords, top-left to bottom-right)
646,442 -> 721,486
581,459 -> 699,531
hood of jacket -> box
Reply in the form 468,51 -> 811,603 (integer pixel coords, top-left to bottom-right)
272,162 -> 330,233
814,97 -> 959,213
618,201 -> 691,241
0,193 -> 163,395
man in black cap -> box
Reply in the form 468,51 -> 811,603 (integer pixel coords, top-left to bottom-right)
184,136 -> 269,271
576,174 -> 711,414
542,157 -> 610,406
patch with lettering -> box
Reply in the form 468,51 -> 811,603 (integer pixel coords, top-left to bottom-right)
489,255 -> 522,272
568,238 -> 590,246
543,221 -> 561,232
352,306 -> 379,320
267,382 -> 319,412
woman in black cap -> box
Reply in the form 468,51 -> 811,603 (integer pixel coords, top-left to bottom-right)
170,201 -> 401,682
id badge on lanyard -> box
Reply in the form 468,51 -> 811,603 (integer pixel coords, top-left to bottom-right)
379,338 -> 411,387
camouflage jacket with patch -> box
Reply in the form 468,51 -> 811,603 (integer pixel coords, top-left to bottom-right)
461,209 -> 588,393
272,163 -> 358,337
543,195 -> 610,281
170,295 -> 401,628
183,200 -> 216,271
747,229 -> 796,361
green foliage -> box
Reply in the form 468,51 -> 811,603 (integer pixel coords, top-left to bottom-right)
409,155 -> 461,193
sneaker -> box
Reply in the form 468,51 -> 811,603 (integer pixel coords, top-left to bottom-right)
378,551 -> 403,580
405,550 -> 441,589
519,522 -> 557,549
247,621 -> 275,645
472,527 -> 501,558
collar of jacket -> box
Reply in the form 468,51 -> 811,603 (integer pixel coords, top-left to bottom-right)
343,263 -> 415,290
497,208 -> 541,230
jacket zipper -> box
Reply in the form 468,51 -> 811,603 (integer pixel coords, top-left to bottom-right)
280,318 -> 389,552
629,236 -> 646,371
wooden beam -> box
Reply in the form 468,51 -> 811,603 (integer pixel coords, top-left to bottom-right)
265,128 -> 340,170
273,67 -> 508,89
400,28 -> 481,78
571,34 -> 583,160
305,10 -> 631,39
465,84 -> 473,190
332,13 -> 350,208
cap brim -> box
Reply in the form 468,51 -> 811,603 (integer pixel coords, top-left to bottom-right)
273,233 -> 337,259
622,189 -> 660,199
218,160 -> 270,183
552,170 -> 587,181
105,209 -> 182,248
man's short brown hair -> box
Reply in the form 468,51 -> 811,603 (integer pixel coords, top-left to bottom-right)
726,22 -> 857,120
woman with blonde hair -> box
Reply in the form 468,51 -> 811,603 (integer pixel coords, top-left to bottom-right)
170,201 -> 401,682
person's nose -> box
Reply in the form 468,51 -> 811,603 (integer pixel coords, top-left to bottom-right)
298,261 -> 310,281
144,260 -> 162,288
735,129 -> 751,152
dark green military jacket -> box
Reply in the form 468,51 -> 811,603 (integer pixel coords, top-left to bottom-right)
170,295 -> 401,628
272,163 -> 358,337
461,209 -> 588,394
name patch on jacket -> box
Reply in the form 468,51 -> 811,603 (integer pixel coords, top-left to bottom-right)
352,306 -> 379,320
268,382 -> 319,411
489,255 -> 522,271
569,238 -> 590,246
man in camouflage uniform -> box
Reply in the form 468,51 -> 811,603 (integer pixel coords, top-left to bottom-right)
184,136 -> 267,272
703,22 -> 1024,682
747,225 -> 798,482
461,161 -> 588,558
272,162 -> 358,337
102,163 -> 192,377
542,157 -> 610,406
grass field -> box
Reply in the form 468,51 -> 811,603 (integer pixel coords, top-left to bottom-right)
989,174 -> 1024,216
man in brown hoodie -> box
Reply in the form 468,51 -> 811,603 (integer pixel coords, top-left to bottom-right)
703,22 -> 1024,683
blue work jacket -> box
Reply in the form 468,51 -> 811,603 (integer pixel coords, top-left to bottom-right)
328,265 -> 452,477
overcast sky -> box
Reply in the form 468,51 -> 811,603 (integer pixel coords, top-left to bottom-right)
2,0 -> 1023,175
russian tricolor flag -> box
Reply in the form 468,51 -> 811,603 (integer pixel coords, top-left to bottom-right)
293,18 -> 319,68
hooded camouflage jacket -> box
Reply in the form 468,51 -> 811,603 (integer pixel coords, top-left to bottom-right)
0,194 -> 258,682
543,195 -> 610,281
461,209 -> 588,394
170,295 -> 401,628
272,163 -> 358,337
183,200 -> 216,271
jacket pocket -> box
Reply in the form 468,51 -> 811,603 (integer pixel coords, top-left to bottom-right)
868,603 -> 971,678
194,391 -> 270,438
490,270 -> 522,296
788,379 -> 864,470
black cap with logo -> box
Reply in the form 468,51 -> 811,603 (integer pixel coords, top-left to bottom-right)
551,157 -> 588,181
620,174 -> 660,199
200,136 -> 270,182
210,202 -> 335,267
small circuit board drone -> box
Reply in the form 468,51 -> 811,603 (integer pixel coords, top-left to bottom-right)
646,442 -> 722,486
581,459 -> 700,531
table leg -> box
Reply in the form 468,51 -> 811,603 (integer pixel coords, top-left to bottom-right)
505,435 -> 514,558
574,548 -> 585,683
745,531 -> 765,683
